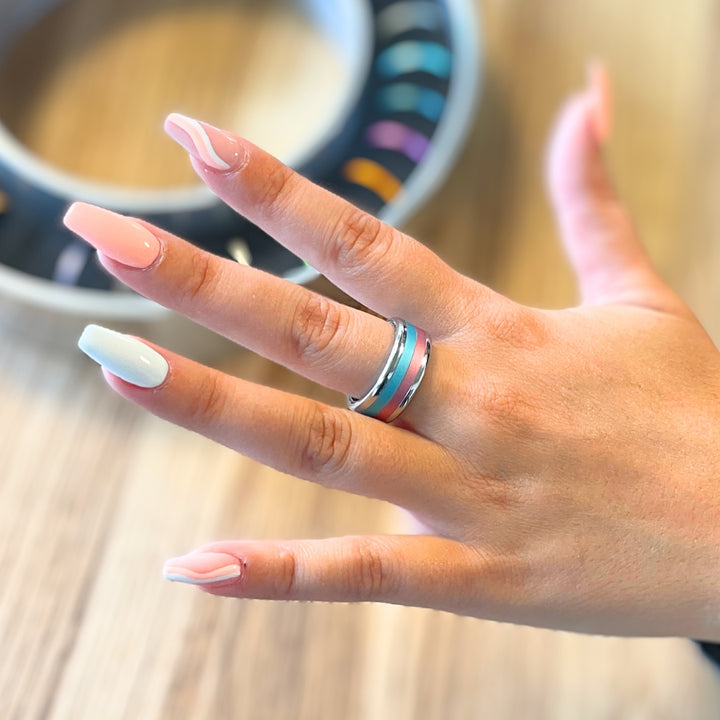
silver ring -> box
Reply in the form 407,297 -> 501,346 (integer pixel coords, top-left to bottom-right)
348,318 -> 431,422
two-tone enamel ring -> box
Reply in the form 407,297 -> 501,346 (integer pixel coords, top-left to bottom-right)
348,318 -> 431,423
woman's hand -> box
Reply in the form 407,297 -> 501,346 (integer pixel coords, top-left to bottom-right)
66,68 -> 720,640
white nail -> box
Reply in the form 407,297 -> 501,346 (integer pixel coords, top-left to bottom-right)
78,324 -> 169,388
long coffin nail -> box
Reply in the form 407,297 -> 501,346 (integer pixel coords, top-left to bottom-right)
164,552 -> 242,585
164,113 -> 246,171
78,325 -> 169,388
63,202 -> 161,269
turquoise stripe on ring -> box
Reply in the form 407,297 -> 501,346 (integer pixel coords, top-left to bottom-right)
376,41 -> 453,80
376,325 -> 430,422
363,322 -> 417,417
364,322 -> 430,422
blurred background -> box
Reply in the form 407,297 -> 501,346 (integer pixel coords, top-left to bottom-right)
3,0 -> 720,718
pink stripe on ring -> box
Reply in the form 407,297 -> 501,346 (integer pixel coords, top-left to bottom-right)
376,327 -> 429,422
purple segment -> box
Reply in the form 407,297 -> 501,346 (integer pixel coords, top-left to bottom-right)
365,121 -> 431,163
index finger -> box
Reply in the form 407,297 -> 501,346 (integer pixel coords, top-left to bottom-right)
164,113 -> 483,336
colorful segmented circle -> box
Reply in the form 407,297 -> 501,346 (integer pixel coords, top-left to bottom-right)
0,0 -> 481,317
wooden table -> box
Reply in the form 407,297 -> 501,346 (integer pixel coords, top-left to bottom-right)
3,1 -> 720,717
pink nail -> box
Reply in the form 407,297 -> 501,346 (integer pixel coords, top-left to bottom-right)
163,552 -> 242,586
164,113 -> 246,172
63,202 -> 161,269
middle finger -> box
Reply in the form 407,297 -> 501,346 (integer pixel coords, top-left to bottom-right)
64,201 -> 398,400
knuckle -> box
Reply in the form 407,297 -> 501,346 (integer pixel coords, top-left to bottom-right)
178,249 -> 217,309
255,162 -> 295,216
482,303 -> 548,350
462,468 -> 518,512
467,545 -> 536,607
477,379 -> 538,438
346,539 -> 390,600
480,380 -> 526,420
189,372 -> 229,427
296,404 -> 354,480
274,549 -> 298,598
330,207 -> 393,274
288,293 -> 346,363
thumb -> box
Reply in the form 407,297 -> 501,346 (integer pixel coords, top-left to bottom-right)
546,64 -> 678,311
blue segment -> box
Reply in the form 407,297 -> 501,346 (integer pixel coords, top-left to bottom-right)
364,323 -> 418,417
376,41 -> 453,80
376,83 -> 446,123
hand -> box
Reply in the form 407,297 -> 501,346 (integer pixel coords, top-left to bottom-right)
67,67 -> 720,640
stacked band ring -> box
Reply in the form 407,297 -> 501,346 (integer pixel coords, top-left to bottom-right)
348,318 -> 431,422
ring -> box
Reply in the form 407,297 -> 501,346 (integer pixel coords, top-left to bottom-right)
348,318 -> 431,422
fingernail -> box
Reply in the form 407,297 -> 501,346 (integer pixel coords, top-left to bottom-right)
586,61 -> 612,143
63,202 -> 161,269
164,113 -> 246,172
78,324 -> 169,388
163,552 -> 242,585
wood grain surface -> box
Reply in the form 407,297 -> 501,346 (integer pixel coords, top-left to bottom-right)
2,1 -> 720,718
